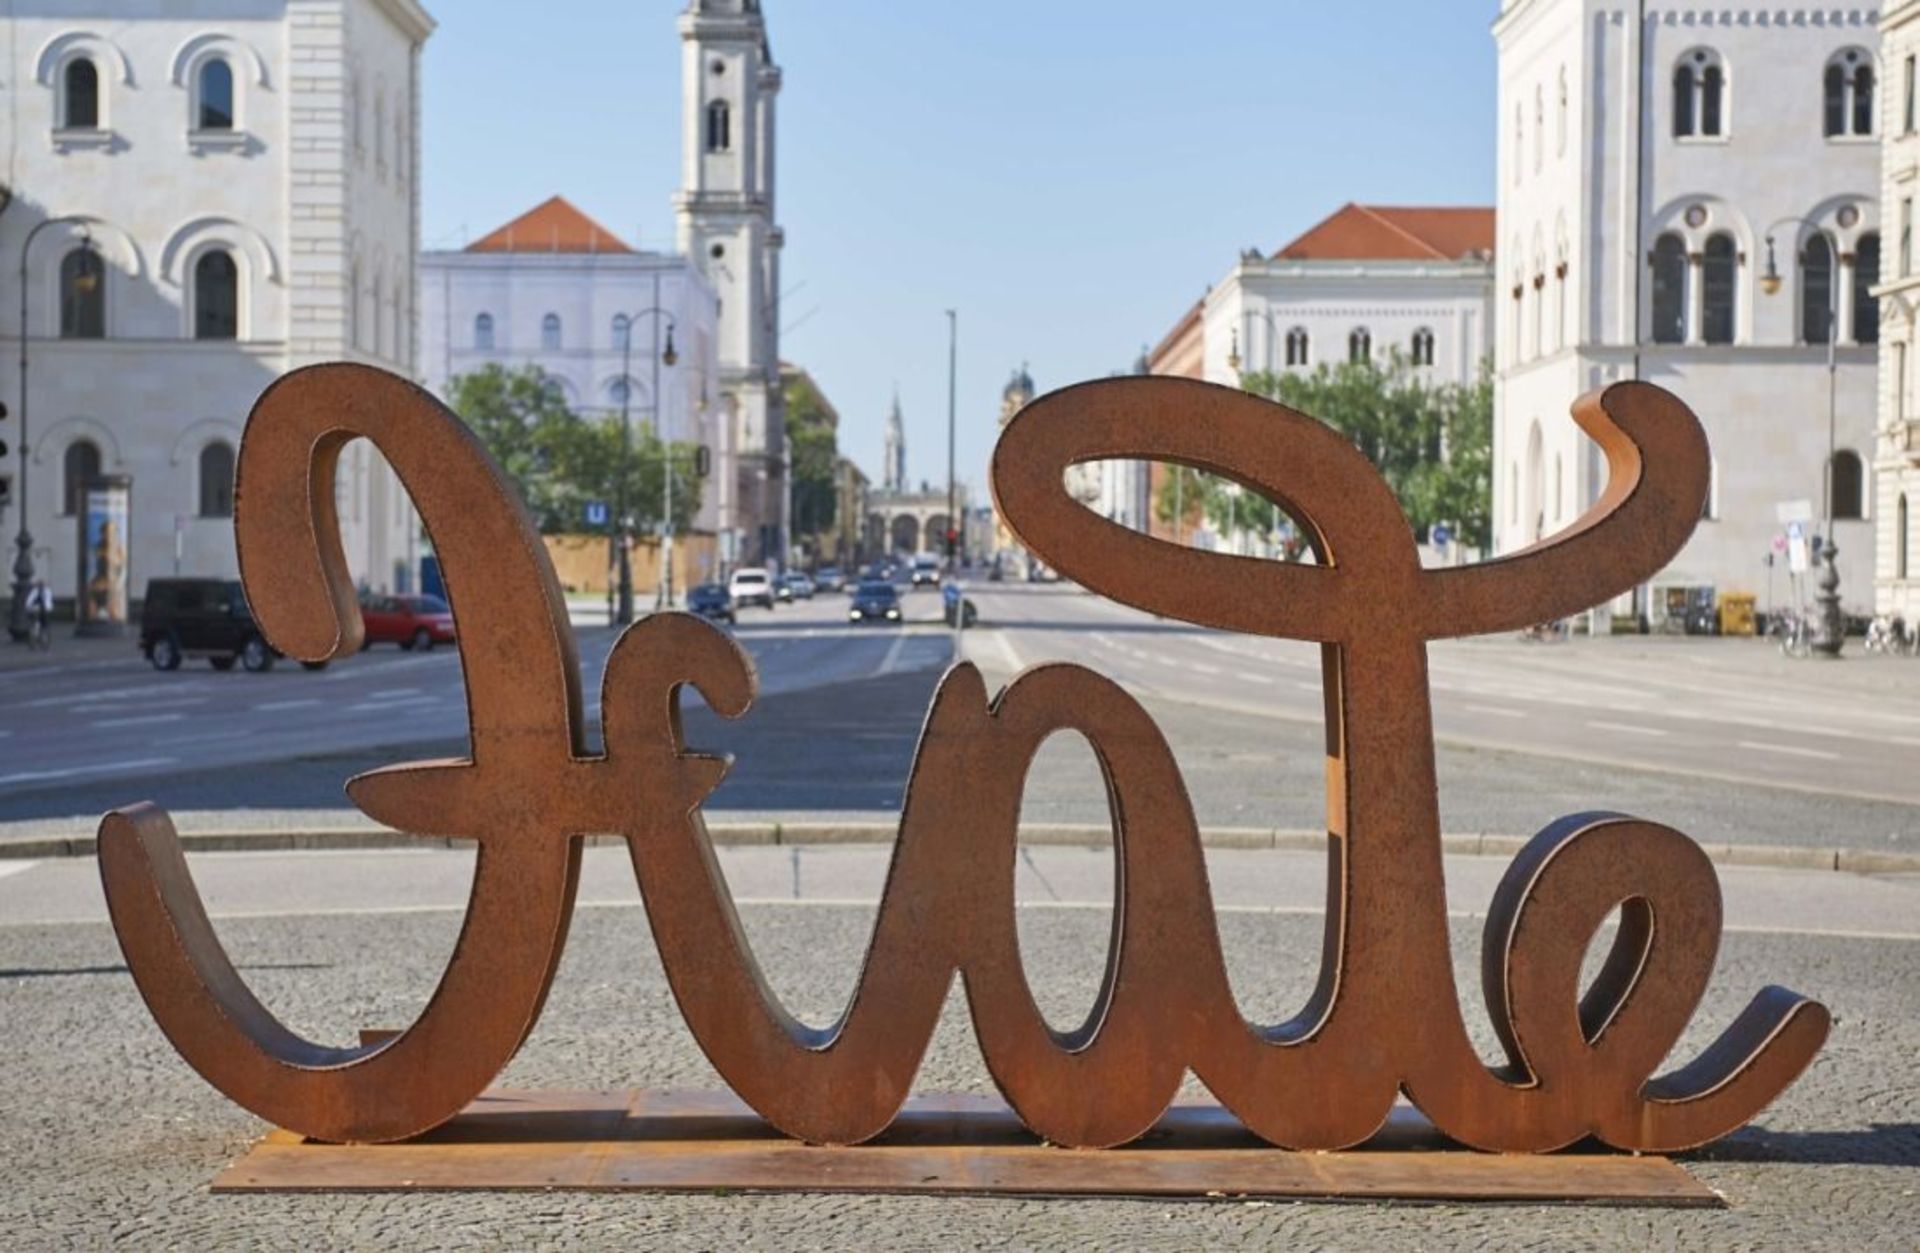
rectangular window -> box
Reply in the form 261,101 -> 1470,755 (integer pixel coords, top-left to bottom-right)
1897,342 -> 1909,425
1906,56 -> 1917,133
1904,200 -> 1914,277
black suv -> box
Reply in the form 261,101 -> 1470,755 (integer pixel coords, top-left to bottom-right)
140,578 -> 323,673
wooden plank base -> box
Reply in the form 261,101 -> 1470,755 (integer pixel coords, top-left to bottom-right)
211,1090 -> 1722,1206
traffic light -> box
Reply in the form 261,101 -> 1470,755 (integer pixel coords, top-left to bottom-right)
694,444 -> 711,478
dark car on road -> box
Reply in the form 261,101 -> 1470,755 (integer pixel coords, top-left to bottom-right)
686,583 -> 735,624
141,577 -> 324,673
815,566 -> 847,593
848,579 -> 904,626
359,593 -> 456,651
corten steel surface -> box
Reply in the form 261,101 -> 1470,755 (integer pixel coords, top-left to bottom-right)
98,365 -> 1828,1162
212,1090 -> 1721,1205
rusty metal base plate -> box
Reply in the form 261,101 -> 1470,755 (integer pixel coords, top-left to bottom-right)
211,1090 -> 1721,1205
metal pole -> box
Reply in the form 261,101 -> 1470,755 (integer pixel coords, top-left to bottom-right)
616,320 -> 634,626
1812,255 -> 1845,656
655,277 -> 673,610
10,216 -> 74,641
945,309 -> 957,575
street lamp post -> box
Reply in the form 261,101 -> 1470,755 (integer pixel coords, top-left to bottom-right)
945,309 -> 957,575
1759,222 -> 1846,658
613,303 -> 678,626
10,215 -> 96,642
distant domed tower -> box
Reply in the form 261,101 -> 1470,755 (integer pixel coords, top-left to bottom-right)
994,365 -> 1040,563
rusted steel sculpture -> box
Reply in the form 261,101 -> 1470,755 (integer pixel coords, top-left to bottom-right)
99,365 -> 1827,1157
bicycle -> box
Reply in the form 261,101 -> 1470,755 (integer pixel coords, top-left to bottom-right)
27,612 -> 52,652
1770,609 -> 1812,659
1865,614 -> 1917,657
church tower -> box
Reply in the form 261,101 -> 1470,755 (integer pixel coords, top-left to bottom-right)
882,392 -> 906,492
677,0 -> 787,566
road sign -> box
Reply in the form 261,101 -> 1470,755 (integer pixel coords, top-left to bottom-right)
1431,523 -> 1452,548
586,501 -> 609,527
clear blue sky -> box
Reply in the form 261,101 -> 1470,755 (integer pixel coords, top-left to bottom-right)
422,2 -> 1499,497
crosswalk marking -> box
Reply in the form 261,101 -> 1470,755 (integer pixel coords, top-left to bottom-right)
0,862 -> 37,882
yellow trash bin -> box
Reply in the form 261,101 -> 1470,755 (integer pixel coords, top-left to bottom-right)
1720,593 -> 1756,637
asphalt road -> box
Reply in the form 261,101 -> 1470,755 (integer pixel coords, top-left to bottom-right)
0,589 -> 954,798
965,584 -> 1920,808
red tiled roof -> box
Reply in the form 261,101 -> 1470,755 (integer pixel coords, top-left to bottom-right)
467,196 -> 633,254
1274,204 -> 1495,262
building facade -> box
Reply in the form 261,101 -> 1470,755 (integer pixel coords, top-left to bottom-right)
676,0 -> 788,568
866,395 -> 968,558
419,197 -> 725,537
1144,204 -> 1496,554
0,0 -> 434,620
1877,2 -> 1920,620
1494,1 -> 1882,623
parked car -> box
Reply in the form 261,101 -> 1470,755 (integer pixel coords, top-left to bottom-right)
848,579 -> 904,625
140,577 -> 324,673
782,573 -> 816,601
910,554 -> 943,589
360,593 -> 456,651
730,567 -> 776,609
686,583 -> 735,624
815,566 -> 847,593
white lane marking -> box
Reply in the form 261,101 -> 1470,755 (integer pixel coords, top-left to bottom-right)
0,756 -> 177,788
1235,671 -> 1275,686
994,631 -> 1023,674
1463,705 -> 1525,719
366,688 -> 424,701
1736,740 -> 1842,762
1186,662 -> 1222,676
1293,681 -> 1320,693
347,696 -> 443,714
1588,720 -> 1668,738
88,712 -> 188,730
255,698 -> 323,712
0,730 -> 11,739
875,633 -> 910,676
0,861 -> 38,881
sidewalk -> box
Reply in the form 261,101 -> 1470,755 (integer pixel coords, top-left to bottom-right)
0,628 -> 137,673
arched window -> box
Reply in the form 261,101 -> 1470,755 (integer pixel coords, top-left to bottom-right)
1802,233 -> 1835,344
613,313 -> 632,349
64,440 -> 101,516
1829,450 -> 1865,520
541,313 -> 562,351
197,58 -> 234,131
198,441 -> 236,518
1650,233 -> 1687,344
610,378 -> 633,406
193,250 -> 238,340
706,99 -> 731,152
1410,327 -> 1436,367
1284,327 -> 1309,366
1854,231 -> 1881,344
1348,327 -> 1371,364
474,312 -> 495,351
1827,49 -> 1875,137
63,57 -> 100,129
1674,49 -> 1727,137
60,246 -> 106,340
1898,493 -> 1910,579
1702,233 -> 1737,345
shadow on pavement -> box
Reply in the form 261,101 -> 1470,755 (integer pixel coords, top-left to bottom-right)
1689,1123 -> 1920,1168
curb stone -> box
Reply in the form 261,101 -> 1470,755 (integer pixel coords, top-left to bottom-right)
2,821 -> 1914,873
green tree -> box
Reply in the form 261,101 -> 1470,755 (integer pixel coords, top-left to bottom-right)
550,419 -> 704,536
1241,354 -> 1493,550
446,364 -> 582,532
784,372 -> 839,552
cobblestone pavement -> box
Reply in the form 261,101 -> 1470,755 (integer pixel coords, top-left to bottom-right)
2,891 -> 1914,1248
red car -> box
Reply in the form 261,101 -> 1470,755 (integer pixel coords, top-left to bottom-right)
359,593 -> 456,651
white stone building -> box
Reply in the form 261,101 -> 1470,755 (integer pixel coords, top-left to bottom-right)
0,0 -> 433,620
1876,2 -> 1920,621
676,0 -> 788,568
419,197 -> 725,537
1207,205 -> 1496,391
1144,204 -> 1496,556
1494,2 -> 1882,624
